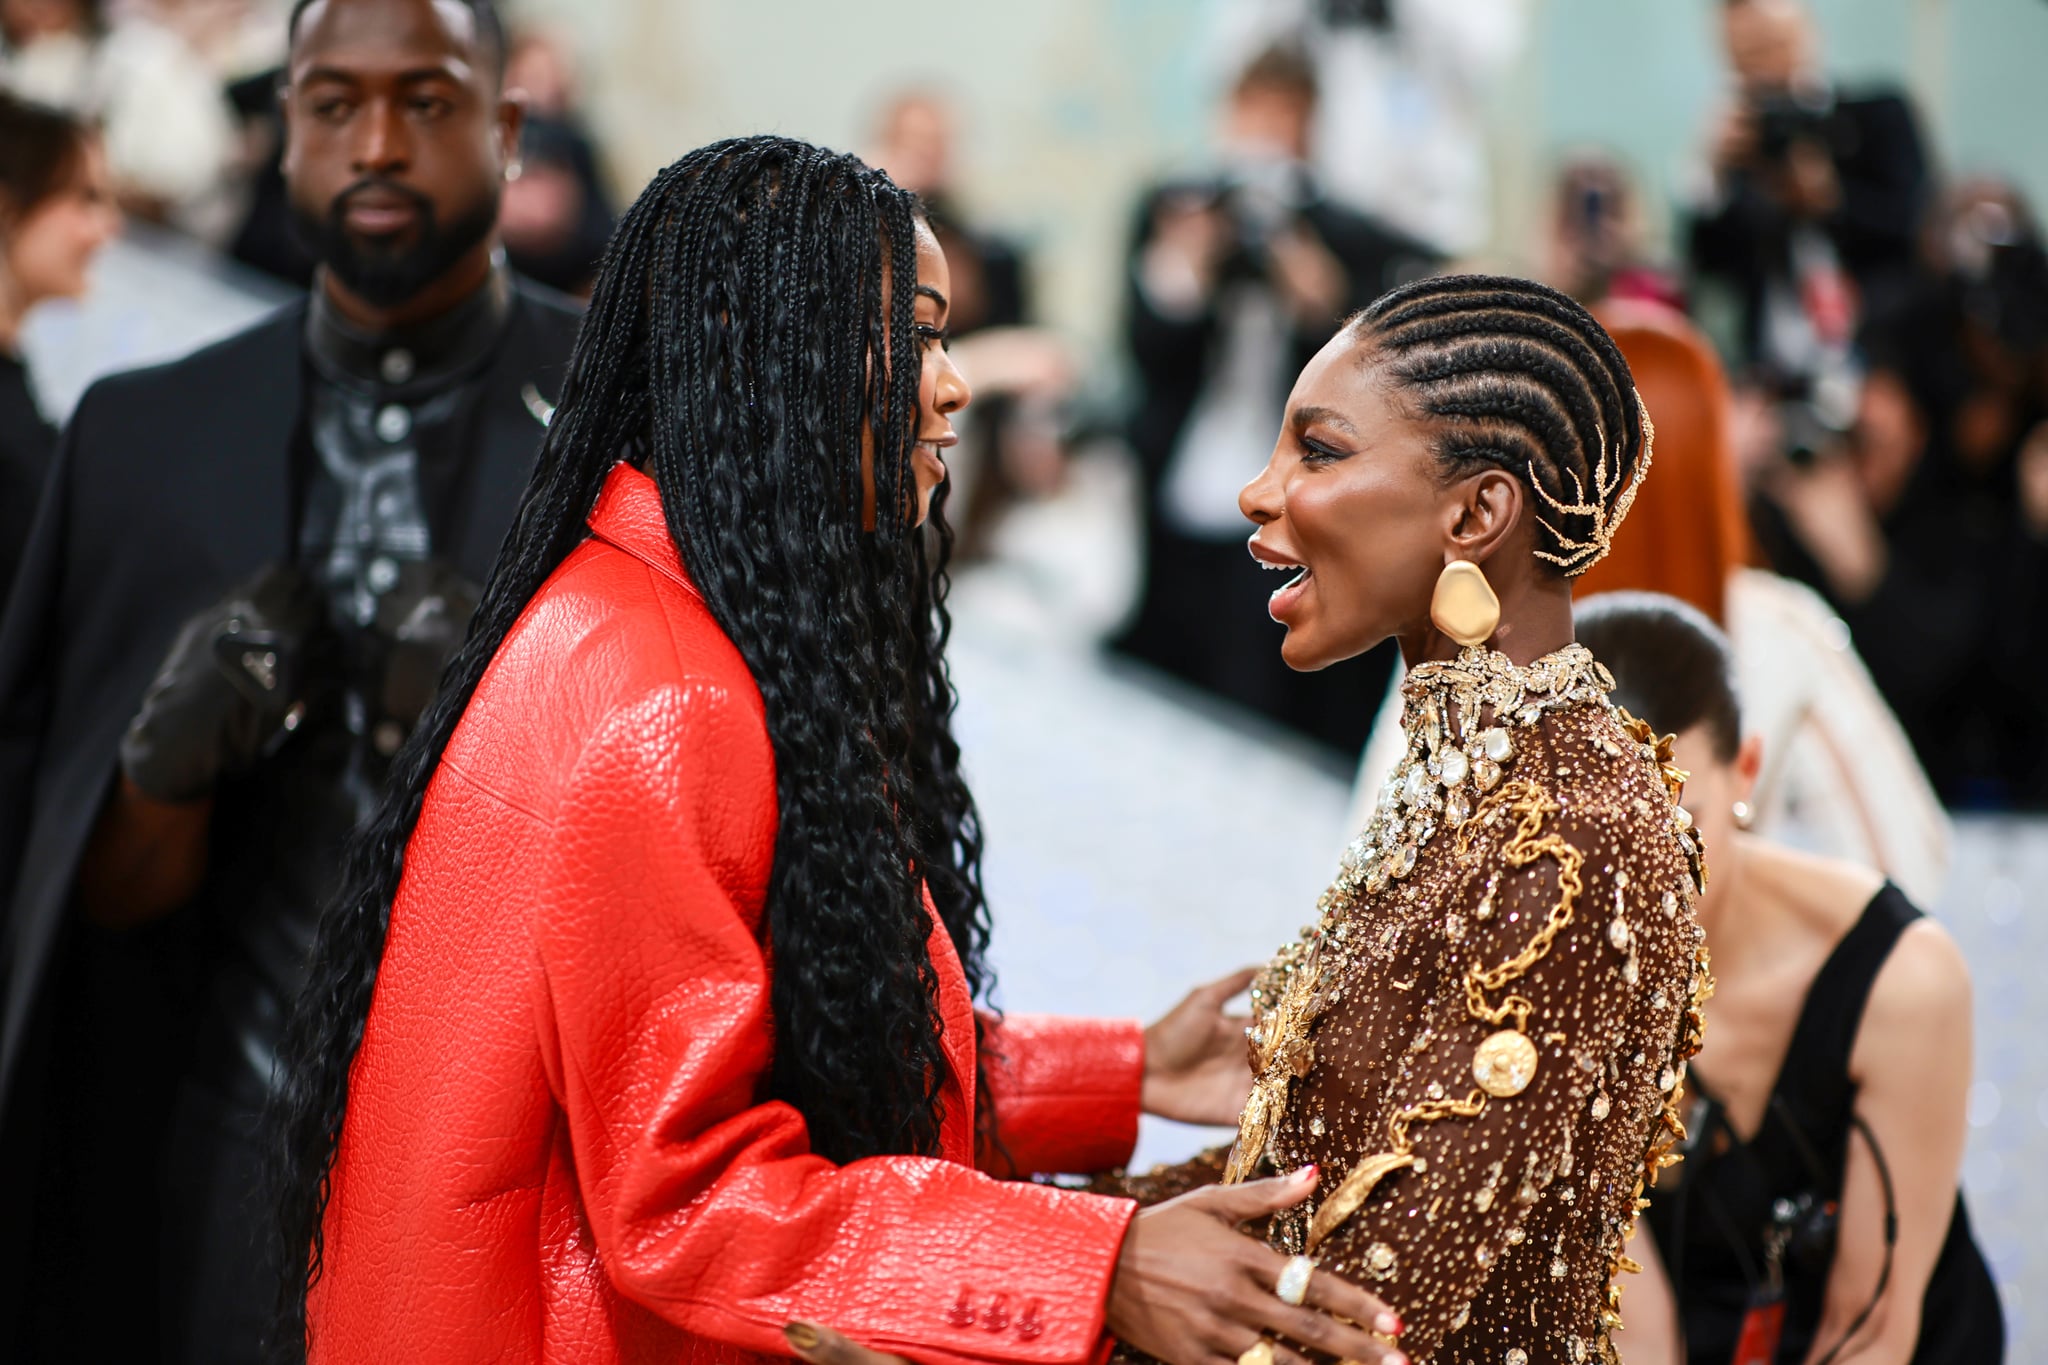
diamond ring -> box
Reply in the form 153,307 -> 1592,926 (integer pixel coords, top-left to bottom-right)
1275,1254 -> 1315,1307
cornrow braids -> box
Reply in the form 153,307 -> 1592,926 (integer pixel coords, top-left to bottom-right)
1354,274 -> 1653,574
264,136 -> 993,1358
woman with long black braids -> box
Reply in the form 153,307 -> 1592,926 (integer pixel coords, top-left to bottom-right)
267,137 -> 1407,1365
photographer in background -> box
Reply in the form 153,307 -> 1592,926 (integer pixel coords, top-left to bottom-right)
1688,0 -> 1929,416
1115,44 -> 1434,754
1753,180 -> 2048,807
496,26 -> 614,296
1215,0 -> 1531,257
1545,153 -> 1684,311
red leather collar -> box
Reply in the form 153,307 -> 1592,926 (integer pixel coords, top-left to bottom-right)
587,461 -> 695,593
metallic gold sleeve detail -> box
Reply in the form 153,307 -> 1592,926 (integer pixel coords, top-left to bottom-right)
1307,1152 -> 1419,1251
1306,1090 -> 1489,1250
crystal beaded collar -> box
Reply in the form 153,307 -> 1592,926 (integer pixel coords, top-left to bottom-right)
1336,641 -> 1613,899
1228,642 -> 1617,1184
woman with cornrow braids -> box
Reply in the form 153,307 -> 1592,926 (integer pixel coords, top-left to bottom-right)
1181,273 -> 1714,1364
265,136 -> 1408,1365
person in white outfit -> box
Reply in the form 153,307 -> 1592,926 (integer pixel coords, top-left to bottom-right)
1211,0 -> 1531,256
0,0 -> 235,233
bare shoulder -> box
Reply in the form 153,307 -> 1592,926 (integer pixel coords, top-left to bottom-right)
1850,910 -> 1973,1097
1869,915 -> 1973,1024
1744,839 -> 1884,941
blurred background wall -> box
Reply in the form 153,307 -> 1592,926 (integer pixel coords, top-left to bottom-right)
519,0 -> 2048,357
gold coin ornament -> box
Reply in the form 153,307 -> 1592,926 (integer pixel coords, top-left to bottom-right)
1472,1029 -> 1539,1098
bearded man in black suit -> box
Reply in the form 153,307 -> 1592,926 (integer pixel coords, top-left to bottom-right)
0,1 -> 584,1358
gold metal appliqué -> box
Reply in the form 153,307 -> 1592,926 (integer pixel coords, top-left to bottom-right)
1472,1028 -> 1539,1097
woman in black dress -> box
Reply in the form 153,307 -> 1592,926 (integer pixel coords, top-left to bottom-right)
1577,593 -> 2003,1364
0,93 -> 119,601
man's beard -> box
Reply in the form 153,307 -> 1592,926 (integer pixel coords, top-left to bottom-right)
292,177 -> 500,309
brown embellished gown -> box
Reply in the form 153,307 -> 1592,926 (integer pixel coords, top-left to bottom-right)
1130,644 -> 1712,1365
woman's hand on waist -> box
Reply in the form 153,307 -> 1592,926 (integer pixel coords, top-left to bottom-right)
1108,1165 -> 1409,1365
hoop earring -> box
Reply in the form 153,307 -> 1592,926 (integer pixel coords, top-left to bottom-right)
1731,800 -> 1755,830
1431,560 -> 1500,648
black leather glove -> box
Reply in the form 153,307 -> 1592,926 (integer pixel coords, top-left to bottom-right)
119,564 -> 326,803
373,559 -> 481,741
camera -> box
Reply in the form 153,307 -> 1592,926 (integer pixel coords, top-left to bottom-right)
1213,158 -> 1309,273
1317,0 -> 1392,30
1751,89 -> 1832,167
1758,365 -> 1857,470
1956,221 -> 2048,357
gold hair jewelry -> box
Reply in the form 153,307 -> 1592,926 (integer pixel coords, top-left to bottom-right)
1430,560 -> 1500,647
1530,385 -> 1657,576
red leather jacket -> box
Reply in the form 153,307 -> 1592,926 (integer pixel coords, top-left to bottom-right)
311,463 -> 1144,1364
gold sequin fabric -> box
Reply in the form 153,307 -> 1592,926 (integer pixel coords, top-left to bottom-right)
1234,644 -> 1709,1365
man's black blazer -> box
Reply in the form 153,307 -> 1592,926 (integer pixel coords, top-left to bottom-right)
0,280 -> 581,1338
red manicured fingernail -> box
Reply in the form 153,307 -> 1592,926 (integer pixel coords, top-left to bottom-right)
1376,1312 -> 1403,1335
1294,1163 -> 1318,1182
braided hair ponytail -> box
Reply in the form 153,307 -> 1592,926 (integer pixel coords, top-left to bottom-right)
1354,274 -> 1651,573
266,136 -> 990,1352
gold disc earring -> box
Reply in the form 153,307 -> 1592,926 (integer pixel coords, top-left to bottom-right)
1431,560 -> 1500,648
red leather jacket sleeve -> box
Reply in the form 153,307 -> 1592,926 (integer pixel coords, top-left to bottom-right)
978,1014 -> 1143,1179
533,682 -> 1136,1365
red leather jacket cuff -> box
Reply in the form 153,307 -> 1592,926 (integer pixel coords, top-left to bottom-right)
978,1014 -> 1144,1178
906,1180 -> 1135,1365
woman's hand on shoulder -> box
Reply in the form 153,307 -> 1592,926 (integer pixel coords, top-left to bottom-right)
1108,1166 -> 1410,1365
1142,967 -> 1258,1126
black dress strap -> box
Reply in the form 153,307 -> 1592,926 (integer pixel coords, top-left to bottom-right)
1763,883 -> 1920,1180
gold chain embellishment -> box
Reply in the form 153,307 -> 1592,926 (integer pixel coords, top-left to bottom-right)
1305,780 -> 1592,1248
1307,1090 -> 1489,1252
1228,647 -> 1612,1185
1388,1090 -> 1490,1151
1228,647 -> 1635,1199
1455,781 -> 1586,1034
1454,780 -> 1586,1100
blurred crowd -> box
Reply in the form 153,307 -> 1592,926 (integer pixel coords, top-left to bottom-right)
1135,0 -> 2046,823
0,0 -> 2041,810
0,0 -> 615,288
1114,0 -> 2048,824
0,0 -> 2038,1358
